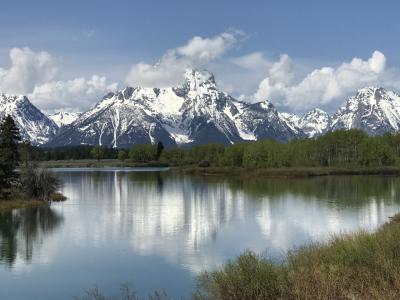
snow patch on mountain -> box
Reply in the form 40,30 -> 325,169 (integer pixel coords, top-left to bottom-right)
49,112 -> 81,127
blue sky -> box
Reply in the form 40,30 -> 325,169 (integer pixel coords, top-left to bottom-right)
1,0 -> 400,113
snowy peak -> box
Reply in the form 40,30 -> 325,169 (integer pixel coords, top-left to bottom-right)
299,108 -> 331,138
331,87 -> 400,135
0,93 -> 27,106
49,112 -> 81,127
0,93 -> 58,145
47,69 -> 300,147
183,69 -> 216,90
280,109 -> 330,138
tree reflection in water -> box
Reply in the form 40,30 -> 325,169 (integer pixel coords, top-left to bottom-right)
0,205 -> 64,267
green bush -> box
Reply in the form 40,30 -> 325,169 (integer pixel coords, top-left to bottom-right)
118,150 -> 128,161
196,214 -> 400,300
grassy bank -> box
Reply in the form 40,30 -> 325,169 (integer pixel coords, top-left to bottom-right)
196,214 -> 400,300
37,159 -> 169,168
0,192 -> 67,212
36,159 -> 400,179
183,166 -> 400,178
0,199 -> 47,211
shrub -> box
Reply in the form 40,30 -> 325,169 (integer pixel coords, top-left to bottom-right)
20,166 -> 61,201
118,150 -> 128,161
196,214 -> 400,299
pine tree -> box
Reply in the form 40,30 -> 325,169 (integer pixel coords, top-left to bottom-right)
0,115 -> 21,192
156,141 -> 164,160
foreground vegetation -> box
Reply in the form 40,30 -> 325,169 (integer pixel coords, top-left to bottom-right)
77,213 -> 400,299
0,199 -> 46,211
0,115 -> 65,210
196,214 -> 400,300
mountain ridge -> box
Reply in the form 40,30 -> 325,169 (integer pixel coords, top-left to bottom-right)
47,69 -> 300,148
1,72 -> 400,147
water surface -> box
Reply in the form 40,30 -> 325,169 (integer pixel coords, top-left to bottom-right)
1,168 -> 400,299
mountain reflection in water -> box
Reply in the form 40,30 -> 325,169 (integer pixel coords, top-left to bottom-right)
0,168 -> 399,299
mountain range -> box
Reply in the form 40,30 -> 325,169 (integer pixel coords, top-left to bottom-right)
1,70 -> 400,147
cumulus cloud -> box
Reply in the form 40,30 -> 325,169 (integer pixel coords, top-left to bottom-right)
253,50 -> 392,111
125,51 -> 188,88
0,47 -> 58,94
0,47 -> 118,112
29,75 -> 118,112
176,32 -> 238,61
125,30 -> 242,88
232,52 -> 270,70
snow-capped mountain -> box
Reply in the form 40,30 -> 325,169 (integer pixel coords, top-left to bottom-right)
49,112 -> 81,127
4,72 -> 400,148
331,87 -> 400,135
48,70 -> 299,148
298,108 -> 331,138
281,109 -> 330,138
0,93 -> 58,145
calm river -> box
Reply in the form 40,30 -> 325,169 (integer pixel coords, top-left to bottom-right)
1,168 -> 400,299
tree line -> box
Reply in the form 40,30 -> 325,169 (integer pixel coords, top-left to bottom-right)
20,128 -> 400,168
163,129 -> 398,168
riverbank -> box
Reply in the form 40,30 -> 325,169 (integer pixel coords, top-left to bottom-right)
0,199 -> 46,211
37,159 -> 169,168
0,192 -> 67,212
36,159 -> 400,178
196,213 -> 400,299
183,166 -> 400,178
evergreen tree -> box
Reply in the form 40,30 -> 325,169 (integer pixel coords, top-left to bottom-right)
0,115 -> 21,192
156,141 -> 164,160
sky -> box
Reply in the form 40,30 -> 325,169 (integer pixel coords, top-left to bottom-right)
1,0 -> 400,114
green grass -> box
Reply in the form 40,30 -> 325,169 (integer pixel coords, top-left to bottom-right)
195,214 -> 400,300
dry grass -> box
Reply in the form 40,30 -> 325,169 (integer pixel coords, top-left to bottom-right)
195,213 -> 400,300
49,192 -> 67,202
37,159 -> 169,168
0,199 -> 46,211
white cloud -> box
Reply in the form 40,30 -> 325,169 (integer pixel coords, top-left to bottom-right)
125,51 -> 188,88
232,52 -> 270,70
29,75 -> 118,112
176,31 -> 238,61
0,47 -> 118,112
253,50 -> 393,111
125,31 -> 242,88
0,47 -> 58,94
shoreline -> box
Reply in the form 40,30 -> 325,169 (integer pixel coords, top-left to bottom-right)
0,199 -> 47,212
0,192 -> 67,212
180,166 -> 400,178
36,159 -> 400,178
